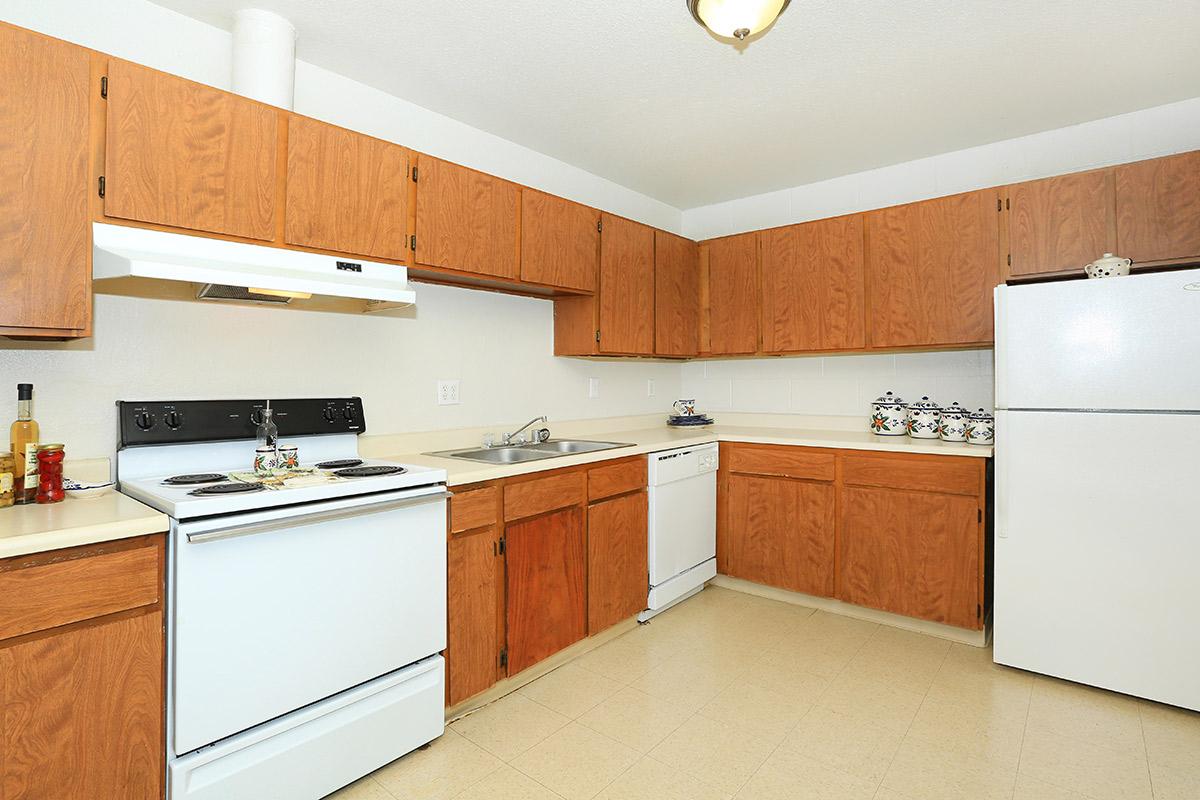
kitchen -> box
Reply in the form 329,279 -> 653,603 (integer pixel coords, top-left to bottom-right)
1,1 -> 1198,799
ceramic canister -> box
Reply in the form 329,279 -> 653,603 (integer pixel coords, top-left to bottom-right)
869,391 -> 908,436
967,408 -> 995,445
939,401 -> 969,442
253,446 -> 278,475
1084,252 -> 1132,279
277,444 -> 299,469
907,396 -> 942,439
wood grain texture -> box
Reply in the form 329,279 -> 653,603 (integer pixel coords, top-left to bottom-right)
449,486 -> 500,534
0,544 -> 159,641
284,114 -> 409,260
446,526 -> 501,705
505,505 -> 586,674
598,213 -> 655,354
504,471 -> 586,522
725,444 -> 836,482
105,59 -> 277,240
865,189 -> 1000,348
0,610 -> 163,799
761,215 -> 866,352
706,232 -> 760,355
841,452 -> 983,496
587,457 -> 647,502
839,486 -> 980,629
552,294 -> 599,356
1115,150 -> 1200,263
587,490 -> 648,634
654,230 -> 700,356
414,154 -> 519,279
520,189 -> 598,292
0,23 -> 90,334
724,473 -> 836,597
1007,169 -> 1115,276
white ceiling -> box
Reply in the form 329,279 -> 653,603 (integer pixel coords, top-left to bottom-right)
150,0 -> 1200,209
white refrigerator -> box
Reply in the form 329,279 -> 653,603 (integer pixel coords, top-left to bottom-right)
993,268 -> 1200,711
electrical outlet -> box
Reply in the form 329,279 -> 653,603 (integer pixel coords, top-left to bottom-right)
647,378 -> 656,398
437,380 -> 460,405
588,377 -> 600,399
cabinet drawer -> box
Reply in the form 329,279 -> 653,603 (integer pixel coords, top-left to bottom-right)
588,457 -> 646,502
450,486 -> 499,533
841,453 -> 981,496
0,541 -> 161,641
725,445 -> 835,481
504,471 -> 586,522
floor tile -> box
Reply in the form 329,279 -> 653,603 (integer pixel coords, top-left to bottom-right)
842,625 -> 950,695
648,713 -> 778,795
1017,726 -> 1152,800
511,722 -> 639,800
450,693 -> 571,761
518,663 -> 623,719
574,634 -> 665,685
740,650 -> 833,704
372,729 -> 503,799
577,686 -> 693,753
629,651 -> 741,713
1140,701 -> 1200,800
903,690 -> 1028,767
697,680 -> 811,743
1025,676 -> 1145,754
928,644 -> 1035,706
782,705 -> 904,784
734,747 -> 878,799
1012,773 -> 1095,800
452,765 -> 565,800
324,776 -> 395,800
817,671 -> 927,734
881,735 -> 1017,800
594,756 -> 732,800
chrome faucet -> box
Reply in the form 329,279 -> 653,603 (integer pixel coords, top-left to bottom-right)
498,415 -> 549,446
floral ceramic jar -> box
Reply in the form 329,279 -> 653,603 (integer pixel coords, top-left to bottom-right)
967,408 -> 995,445
939,401 -> 969,442
869,392 -> 907,436
907,396 -> 941,439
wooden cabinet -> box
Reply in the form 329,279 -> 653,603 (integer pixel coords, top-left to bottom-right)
0,535 -> 165,799
1006,169 -> 1115,277
865,188 -> 1000,348
446,485 -> 504,707
520,189 -> 598,291
588,489 -> 648,634
1115,151 -> 1200,264
413,155 -> 520,280
760,215 -> 865,352
597,213 -> 656,355
0,24 -> 91,338
284,115 -> 410,261
705,231 -> 759,355
655,230 -> 700,357
104,59 -> 278,241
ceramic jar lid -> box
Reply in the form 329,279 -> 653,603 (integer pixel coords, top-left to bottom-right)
968,408 -> 994,422
909,396 -> 940,411
873,391 -> 906,408
941,401 -> 967,418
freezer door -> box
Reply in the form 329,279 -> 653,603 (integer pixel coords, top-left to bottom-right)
993,410 -> 1200,711
995,268 -> 1200,411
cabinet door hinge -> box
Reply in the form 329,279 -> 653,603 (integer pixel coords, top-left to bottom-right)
98,176 -> 105,198
978,508 -> 983,523
977,603 -> 982,619
499,648 -> 508,669
595,330 -> 601,343
100,76 -> 108,99
411,166 -> 418,183
1006,197 -> 1010,210
997,197 -> 1002,212
1007,254 -> 1012,267
410,234 -> 417,252
597,219 -> 603,233
497,536 -> 506,556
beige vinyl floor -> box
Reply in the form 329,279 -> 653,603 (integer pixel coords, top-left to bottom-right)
327,586 -> 1200,800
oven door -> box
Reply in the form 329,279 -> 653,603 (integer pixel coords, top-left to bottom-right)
171,485 -> 448,755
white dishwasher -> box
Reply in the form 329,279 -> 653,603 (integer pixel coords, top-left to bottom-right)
641,443 -> 719,621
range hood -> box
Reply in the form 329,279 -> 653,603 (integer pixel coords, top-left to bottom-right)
92,223 -> 416,307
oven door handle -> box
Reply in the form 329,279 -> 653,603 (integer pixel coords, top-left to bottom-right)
185,490 -> 453,544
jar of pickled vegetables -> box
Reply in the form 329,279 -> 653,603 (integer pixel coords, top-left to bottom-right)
0,451 -> 14,508
35,443 -> 65,504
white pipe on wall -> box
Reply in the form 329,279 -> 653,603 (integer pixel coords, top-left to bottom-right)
231,8 -> 296,109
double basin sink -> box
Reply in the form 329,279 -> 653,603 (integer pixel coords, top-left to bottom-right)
429,439 -> 634,465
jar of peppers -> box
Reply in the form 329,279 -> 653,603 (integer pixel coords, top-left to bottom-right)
35,443 -> 65,504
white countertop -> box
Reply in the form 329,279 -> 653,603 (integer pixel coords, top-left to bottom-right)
0,491 -> 169,559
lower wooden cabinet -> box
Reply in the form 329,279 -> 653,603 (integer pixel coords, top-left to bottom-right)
587,489 -> 648,634
446,524 -> 503,706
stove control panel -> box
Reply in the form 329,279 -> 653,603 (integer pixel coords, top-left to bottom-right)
118,397 -> 366,446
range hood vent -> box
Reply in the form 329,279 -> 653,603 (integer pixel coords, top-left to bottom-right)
92,223 -> 416,307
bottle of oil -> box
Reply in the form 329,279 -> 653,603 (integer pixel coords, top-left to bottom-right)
10,384 -> 39,504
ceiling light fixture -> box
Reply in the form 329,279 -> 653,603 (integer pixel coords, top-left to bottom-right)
687,0 -> 791,41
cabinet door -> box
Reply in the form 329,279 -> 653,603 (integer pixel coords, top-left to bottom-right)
839,486 -> 980,628
1115,151 -> 1200,264
654,231 -> 699,357
505,506 -> 586,674
446,527 -> 503,706
414,155 -> 519,280
104,59 -> 278,241
723,473 -> 835,597
761,215 -> 865,352
598,213 -> 655,355
706,232 -> 758,355
521,189 -> 598,291
866,189 -> 1000,348
1007,169 -> 1115,277
285,115 -> 409,261
587,490 -> 648,634
0,611 -> 163,799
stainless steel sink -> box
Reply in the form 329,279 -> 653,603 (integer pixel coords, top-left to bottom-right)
428,439 -> 634,464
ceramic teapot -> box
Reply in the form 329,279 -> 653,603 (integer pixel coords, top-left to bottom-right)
1084,253 -> 1131,279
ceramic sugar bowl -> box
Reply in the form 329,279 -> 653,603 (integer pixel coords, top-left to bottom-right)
967,408 -> 995,445
906,396 -> 942,439
1084,252 -> 1132,279
939,401 -> 969,442
869,391 -> 907,436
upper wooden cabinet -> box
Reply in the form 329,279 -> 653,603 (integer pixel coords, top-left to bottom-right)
866,188 -> 1000,348
284,115 -> 409,261
760,215 -> 866,353
597,213 -> 656,355
1006,169 -> 1115,277
654,230 -> 700,357
705,231 -> 759,355
104,59 -> 278,241
413,155 -> 520,280
0,24 -> 91,338
520,189 -> 598,292
1115,151 -> 1200,264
